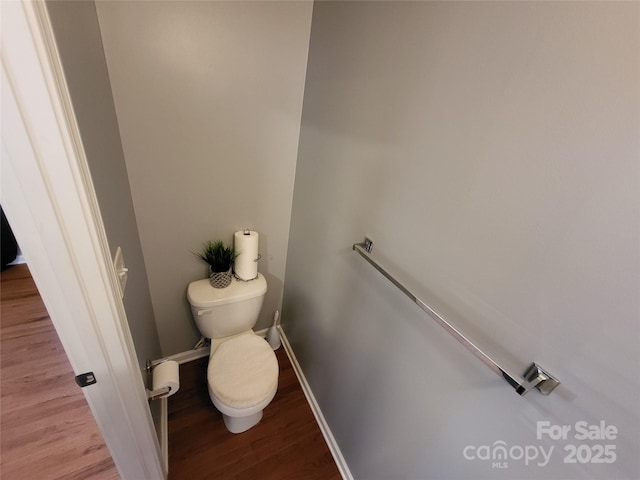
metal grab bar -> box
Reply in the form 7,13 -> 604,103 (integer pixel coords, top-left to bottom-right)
353,238 -> 560,396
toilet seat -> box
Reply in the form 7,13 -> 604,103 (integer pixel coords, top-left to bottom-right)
208,333 -> 278,410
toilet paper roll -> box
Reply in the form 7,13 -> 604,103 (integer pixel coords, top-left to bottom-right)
152,360 -> 180,397
234,230 -> 259,280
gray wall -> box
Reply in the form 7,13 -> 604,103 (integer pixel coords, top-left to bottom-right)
95,1 -> 313,356
46,1 -> 162,371
283,2 -> 639,479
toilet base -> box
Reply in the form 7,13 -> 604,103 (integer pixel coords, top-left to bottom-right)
222,410 -> 263,434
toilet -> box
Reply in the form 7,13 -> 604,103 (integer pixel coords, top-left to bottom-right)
187,273 -> 278,433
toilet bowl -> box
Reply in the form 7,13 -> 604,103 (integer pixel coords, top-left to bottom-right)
187,273 -> 278,433
208,332 -> 278,433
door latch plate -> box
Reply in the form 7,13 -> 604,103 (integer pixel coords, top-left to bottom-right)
75,372 -> 97,388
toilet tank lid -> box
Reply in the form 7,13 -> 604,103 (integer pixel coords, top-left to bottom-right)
187,273 -> 267,308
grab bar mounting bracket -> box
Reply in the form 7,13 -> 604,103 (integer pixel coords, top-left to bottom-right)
358,237 -> 374,253
523,362 -> 560,396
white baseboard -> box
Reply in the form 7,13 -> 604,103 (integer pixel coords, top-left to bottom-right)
164,346 -> 210,365
160,397 -> 168,474
162,328 -> 271,365
278,326 -> 354,480
7,253 -> 26,266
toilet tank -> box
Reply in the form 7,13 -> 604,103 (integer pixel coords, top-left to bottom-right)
187,273 -> 267,339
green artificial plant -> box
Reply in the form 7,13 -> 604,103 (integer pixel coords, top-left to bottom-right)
197,240 -> 235,273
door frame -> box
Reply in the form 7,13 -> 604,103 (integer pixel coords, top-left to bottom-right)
1,2 -> 165,478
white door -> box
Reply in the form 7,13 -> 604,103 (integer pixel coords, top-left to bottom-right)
0,2 -> 165,478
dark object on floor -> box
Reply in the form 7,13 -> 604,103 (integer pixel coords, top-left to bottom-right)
1,206 -> 18,270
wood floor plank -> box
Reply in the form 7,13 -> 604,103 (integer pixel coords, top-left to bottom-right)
168,345 -> 342,479
0,264 -> 118,480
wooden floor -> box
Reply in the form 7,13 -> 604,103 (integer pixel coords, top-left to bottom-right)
168,346 -> 342,480
1,264 -> 341,479
0,264 -> 118,480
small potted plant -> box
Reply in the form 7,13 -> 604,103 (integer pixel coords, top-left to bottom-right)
197,240 -> 235,288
